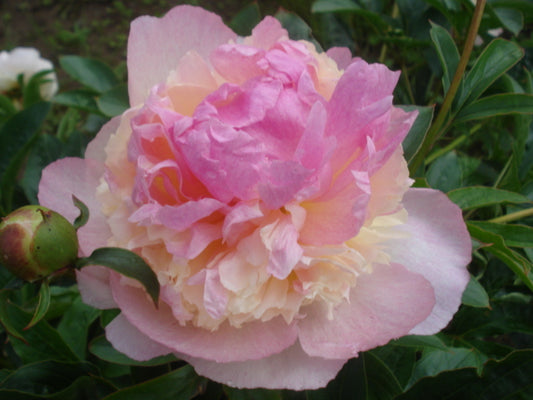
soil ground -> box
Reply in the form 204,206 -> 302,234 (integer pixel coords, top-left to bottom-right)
0,0 -> 281,74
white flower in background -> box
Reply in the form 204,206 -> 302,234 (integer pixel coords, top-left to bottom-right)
0,47 -> 58,100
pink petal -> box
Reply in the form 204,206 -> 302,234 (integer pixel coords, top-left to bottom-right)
326,59 -> 399,172
295,101 -> 330,170
106,313 -> 173,361
76,266 -> 116,309
164,222 -> 221,259
38,158 -> 110,255
247,16 -> 289,50
261,218 -> 303,280
110,273 -> 298,362
366,107 -> 418,176
222,201 -> 263,246
85,115 -> 120,162
195,79 -> 282,128
127,5 -> 236,106
179,120 -> 263,202
184,341 -> 346,390
298,263 -> 435,359
258,160 -> 312,209
211,44 -> 266,85
386,188 -> 471,335
156,198 -> 225,231
203,268 -> 228,320
299,170 -> 370,245
326,47 -> 353,70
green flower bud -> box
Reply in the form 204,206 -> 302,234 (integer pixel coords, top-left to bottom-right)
0,205 -> 78,282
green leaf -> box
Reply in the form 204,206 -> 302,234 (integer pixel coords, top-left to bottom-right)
3,300 -> 79,363
0,375 -> 114,400
23,70 -> 55,108
0,93 -> 17,118
401,105 -> 434,163
458,338 -> 512,360
370,344 -> 418,389
0,360 -> 98,393
25,280 -> 51,330
52,90 -> 101,114
489,0 -> 533,16
311,0 -> 360,13
493,7 -> 524,35
102,365 -> 204,400
450,287 -> 533,338
398,350 -> 533,400
447,186 -> 531,210
75,247 -> 160,306
60,56 -> 119,93
408,347 -> 487,387
276,9 -> 314,42
309,353 -> 403,400
57,296 -> 100,359
426,151 -> 462,192
89,335 -> 177,366
468,221 -> 533,248
72,195 -> 90,230
392,335 -> 449,351
0,291 -> 25,341
455,93 -> 533,122
96,84 -> 129,117
229,2 -> 262,36
20,131 -> 89,205
468,223 -> 533,292
462,275 -> 490,308
458,39 -> 523,109
429,22 -> 461,93
0,102 -> 50,212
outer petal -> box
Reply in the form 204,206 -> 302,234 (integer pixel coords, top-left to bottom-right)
38,158 -> 110,255
85,115 -> 121,162
184,342 -> 346,390
128,5 -> 237,106
298,263 -> 435,359
110,273 -> 298,362
326,47 -> 353,70
106,313 -> 173,360
246,16 -> 289,50
386,188 -> 471,335
326,59 -> 399,172
76,266 -> 116,309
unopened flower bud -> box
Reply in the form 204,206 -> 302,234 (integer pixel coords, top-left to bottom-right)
0,205 -> 78,281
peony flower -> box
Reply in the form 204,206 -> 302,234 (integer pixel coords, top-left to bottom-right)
0,47 -> 58,100
38,5 -> 471,390
0,205 -> 78,282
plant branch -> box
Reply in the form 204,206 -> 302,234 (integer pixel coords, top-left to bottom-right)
489,208 -> 533,224
409,0 -> 486,175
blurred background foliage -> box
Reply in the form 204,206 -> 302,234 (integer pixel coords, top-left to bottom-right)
1,0 -> 533,399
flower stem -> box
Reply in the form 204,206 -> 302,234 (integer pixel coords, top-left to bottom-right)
379,3 -> 400,64
489,207 -> 533,224
425,134 -> 467,165
409,0 -> 486,175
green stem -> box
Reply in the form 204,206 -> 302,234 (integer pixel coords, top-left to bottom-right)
492,156 -> 512,189
409,0 -> 486,175
489,207 -> 533,224
426,134 -> 467,165
378,3 -> 400,64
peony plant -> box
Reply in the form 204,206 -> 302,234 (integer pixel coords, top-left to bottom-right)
38,5 -> 471,390
0,47 -> 58,101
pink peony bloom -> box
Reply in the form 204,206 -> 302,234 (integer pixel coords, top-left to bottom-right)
38,5 -> 471,390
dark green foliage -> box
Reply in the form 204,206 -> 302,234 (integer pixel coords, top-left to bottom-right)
0,1 -> 532,398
